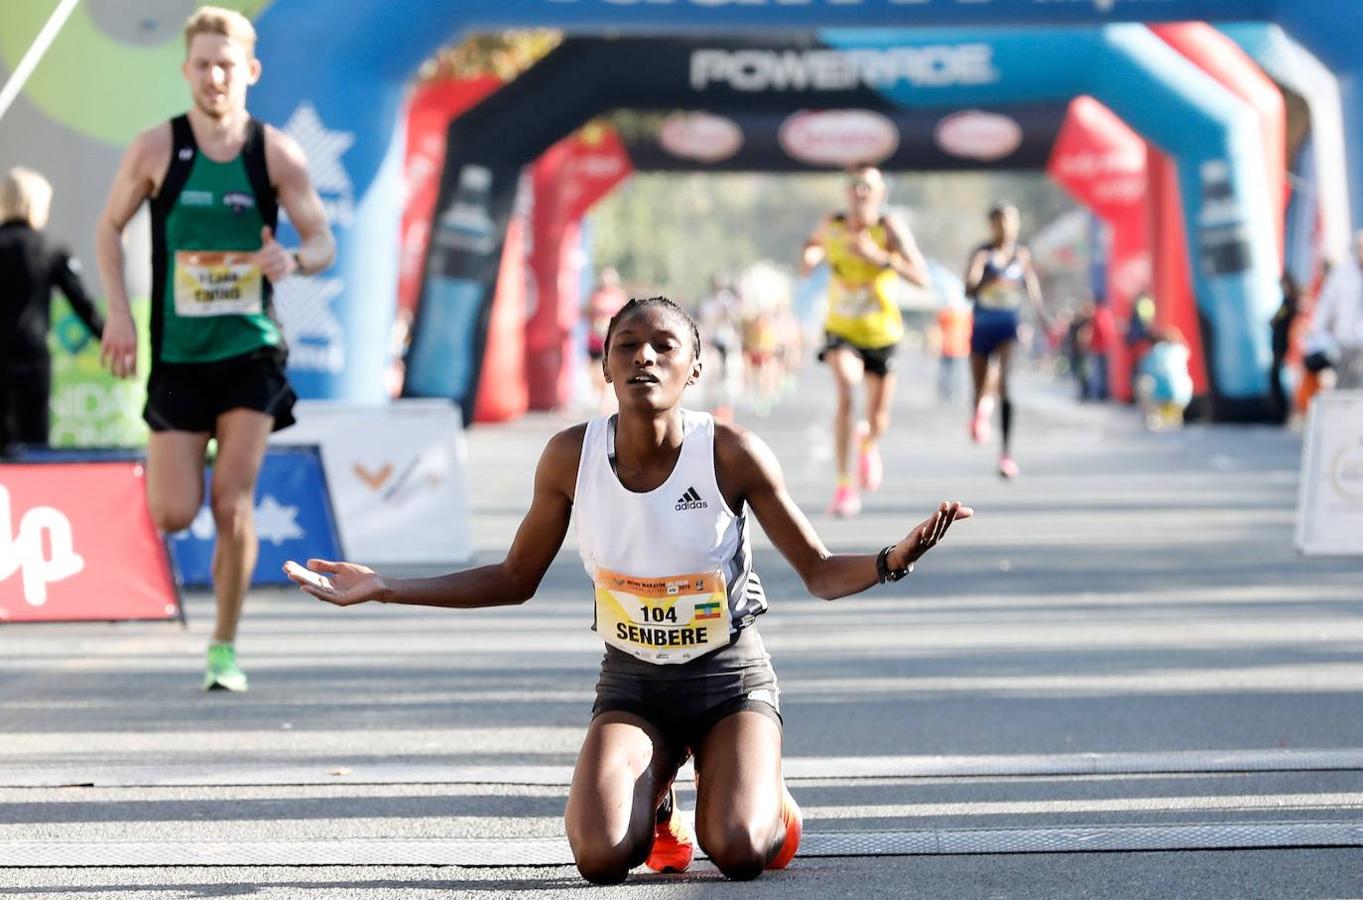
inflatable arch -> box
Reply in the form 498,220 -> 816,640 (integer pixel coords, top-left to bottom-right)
399,87 -> 1148,406
401,29 -> 1277,421
5,0 -> 1350,419
264,1 -> 1355,420
426,25 -> 1283,414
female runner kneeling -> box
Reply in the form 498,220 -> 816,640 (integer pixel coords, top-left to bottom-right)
286,296 -> 971,884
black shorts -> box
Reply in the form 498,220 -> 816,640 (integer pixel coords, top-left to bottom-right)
591,626 -> 782,753
144,347 -> 296,434
818,333 -> 897,377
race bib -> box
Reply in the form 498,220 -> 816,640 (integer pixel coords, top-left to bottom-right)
975,281 -> 1024,311
174,251 -> 263,317
594,567 -> 729,665
829,283 -> 879,320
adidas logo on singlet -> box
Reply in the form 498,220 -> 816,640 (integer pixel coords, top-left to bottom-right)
675,487 -> 708,511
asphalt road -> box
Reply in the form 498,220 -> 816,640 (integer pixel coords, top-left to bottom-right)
3,354 -> 1361,898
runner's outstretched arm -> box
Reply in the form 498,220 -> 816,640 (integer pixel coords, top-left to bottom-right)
287,426 -> 582,608
716,425 -> 970,600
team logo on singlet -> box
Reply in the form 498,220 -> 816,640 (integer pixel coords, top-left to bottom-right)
675,486 -> 708,511
222,191 -> 255,214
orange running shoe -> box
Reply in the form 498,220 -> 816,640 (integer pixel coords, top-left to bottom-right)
766,785 -> 803,870
645,787 -> 695,873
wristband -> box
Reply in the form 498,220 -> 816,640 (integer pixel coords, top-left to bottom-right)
876,545 -> 913,584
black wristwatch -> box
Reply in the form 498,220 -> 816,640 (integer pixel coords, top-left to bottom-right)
876,545 -> 913,584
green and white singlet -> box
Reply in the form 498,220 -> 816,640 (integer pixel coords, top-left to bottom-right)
150,114 -> 283,366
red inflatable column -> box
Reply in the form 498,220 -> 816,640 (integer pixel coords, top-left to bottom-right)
1048,96 -> 1149,402
473,196 -> 530,424
527,125 -> 633,410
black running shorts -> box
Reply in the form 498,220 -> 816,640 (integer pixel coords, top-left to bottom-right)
591,626 -> 782,752
144,347 -> 297,434
818,332 -> 897,377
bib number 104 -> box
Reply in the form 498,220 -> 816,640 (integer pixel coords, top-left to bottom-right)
640,605 -> 678,624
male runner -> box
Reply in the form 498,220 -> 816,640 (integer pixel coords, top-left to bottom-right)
801,165 -> 929,516
97,5 -> 335,691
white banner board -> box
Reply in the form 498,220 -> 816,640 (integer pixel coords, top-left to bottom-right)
272,400 -> 473,565
1296,390 -> 1363,556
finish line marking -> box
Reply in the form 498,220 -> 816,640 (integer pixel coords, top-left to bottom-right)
4,822 -> 1363,867
5,748 -> 1363,788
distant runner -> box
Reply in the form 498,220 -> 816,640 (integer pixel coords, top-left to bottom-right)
801,165 -> 929,516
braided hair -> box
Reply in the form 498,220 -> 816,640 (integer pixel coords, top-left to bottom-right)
602,296 -> 701,361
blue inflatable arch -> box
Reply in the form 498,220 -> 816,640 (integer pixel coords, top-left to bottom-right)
394,29 -> 1275,420
248,0 -> 1357,417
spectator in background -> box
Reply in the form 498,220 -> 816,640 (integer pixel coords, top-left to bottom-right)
1125,292 -> 1156,399
1309,230 -> 1363,390
1136,326 -> 1194,430
1068,303 -> 1094,400
741,293 -> 780,416
584,266 -> 627,412
1269,273 -> 1301,423
1085,297 -> 1116,402
935,298 -> 972,403
0,167 -> 105,456
699,275 -> 742,421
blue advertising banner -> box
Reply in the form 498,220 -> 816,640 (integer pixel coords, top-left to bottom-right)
170,446 -> 343,588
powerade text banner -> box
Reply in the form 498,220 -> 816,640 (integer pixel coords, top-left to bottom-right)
170,447 -> 343,588
271,400 -> 473,565
0,462 -> 179,623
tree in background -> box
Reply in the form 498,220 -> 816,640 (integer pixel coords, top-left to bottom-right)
419,30 -> 561,82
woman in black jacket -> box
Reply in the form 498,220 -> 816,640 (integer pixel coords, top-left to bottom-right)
0,167 -> 105,455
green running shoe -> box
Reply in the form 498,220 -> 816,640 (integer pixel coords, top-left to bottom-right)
203,642 -> 248,692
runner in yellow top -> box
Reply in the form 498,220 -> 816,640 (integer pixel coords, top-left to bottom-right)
802,165 -> 929,517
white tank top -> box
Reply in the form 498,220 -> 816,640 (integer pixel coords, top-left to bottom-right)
574,410 -> 767,664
